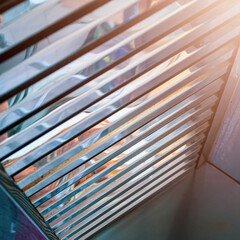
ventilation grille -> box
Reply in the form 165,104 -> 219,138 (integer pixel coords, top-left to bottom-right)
0,0 -> 240,239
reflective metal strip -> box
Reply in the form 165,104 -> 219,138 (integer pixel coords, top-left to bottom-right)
0,0 -> 111,53
21,80 -> 224,202
0,0 -> 220,103
0,0 -> 59,28
1,0 -> 237,136
36,109 -> 213,214
46,124 -> 209,225
62,149 -> 200,239
29,90 -> 220,208
56,141 -> 203,236
0,29 -> 233,161
26,89 -> 219,205
24,75 -> 224,199
0,0 -> 177,101
0,0 -> 172,99
0,0 -> 24,14
16,61 -> 224,191
51,132 -> 206,230
4,24 -> 235,173
39,116 -> 212,217
0,0 -> 139,87
69,159 -> 197,240
0,0 -> 112,62
80,165 -> 195,240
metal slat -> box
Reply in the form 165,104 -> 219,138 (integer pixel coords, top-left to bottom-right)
56,141 -> 203,236
1,69 -> 227,190
0,0 -> 109,46
27,87 -> 220,208
0,30 -> 234,162
42,122 -> 209,224
0,0 -> 138,79
63,149 -> 200,239
1,0 -> 56,24
4,24 -> 235,173
0,0 -> 178,101
0,0 -> 61,30
50,131 -> 205,227
35,107 -> 213,214
0,0 -> 173,101
81,165 -> 194,240
0,0 -> 25,14
38,113 -> 212,217
15,56 -> 226,191
0,2 -> 238,141
1,0 -> 236,135
0,26 -> 234,154
51,131 -> 206,230
23,72 -> 225,200
0,0 -> 215,102
70,159 -> 197,240
15,80 -> 225,207
0,0 -> 112,62
24,85 -> 220,205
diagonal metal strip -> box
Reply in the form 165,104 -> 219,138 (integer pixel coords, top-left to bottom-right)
53,145 -> 202,235
80,164 -> 195,240
63,148 -> 200,239
1,0 -> 237,136
27,82 -> 220,202
36,109 -> 214,214
56,140 -> 203,236
35,107 -> 213,213
51,131 -> 206,230
0,0 -> 179,101
0,0 -> 60,29
0,19 -> 235,158
23,71 -> 225,199
39,111 -> 213,216
28,88 -> 220,206
0,0 -> 138,85
70,159 -> 197,240
16,54 -> 226,191
0,0 -> 232,133
0,0 -> 112,62
50,131 -> 205,228
0,19 -> 235,161
21,76 -> 225,202
0,0 -> 25,14
0,0 -> 112,53
46,124 -> 209,224
0,0 -> 220,103
4,23 -> 237,174
42,122 -> 209,224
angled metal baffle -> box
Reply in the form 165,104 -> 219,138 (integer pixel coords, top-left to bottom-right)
0,0 -> 240,239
